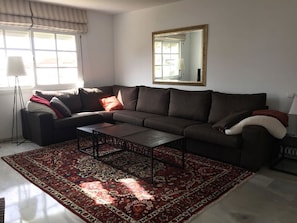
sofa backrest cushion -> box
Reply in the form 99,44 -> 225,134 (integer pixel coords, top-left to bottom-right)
79,86 -> 113,111
169,89 -> 212,121
112,85 -> 138,111
208,92 -> 267,123
34,89 -> 82,113
136,86 -> 170,115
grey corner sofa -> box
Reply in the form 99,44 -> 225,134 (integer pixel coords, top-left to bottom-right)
21,85 -> 280,171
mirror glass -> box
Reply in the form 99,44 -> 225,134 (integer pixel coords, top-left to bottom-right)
152,24 -> 208,86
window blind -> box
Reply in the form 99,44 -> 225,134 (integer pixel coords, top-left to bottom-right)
30,1 -> 88,33
0,0 -> 88,33
0,0 -> 32,28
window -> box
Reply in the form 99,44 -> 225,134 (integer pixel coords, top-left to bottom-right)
0,28 -> 81,88
154,40 -> 181,80
33,32 -> 78,85
0,30 -> 33,87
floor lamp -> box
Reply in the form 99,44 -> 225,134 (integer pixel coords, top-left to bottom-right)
7,56 -> 26,144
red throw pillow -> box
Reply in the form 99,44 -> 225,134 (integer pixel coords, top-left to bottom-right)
252,109 -> 288,127
30,95 -> 64,118
99,96 -> 124,111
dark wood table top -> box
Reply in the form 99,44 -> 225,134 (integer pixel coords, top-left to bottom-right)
77,122 -> 114,134
94,123 -> 184,148
123,129 -> 184,148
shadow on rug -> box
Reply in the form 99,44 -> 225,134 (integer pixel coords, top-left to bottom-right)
2,140 -> 253,223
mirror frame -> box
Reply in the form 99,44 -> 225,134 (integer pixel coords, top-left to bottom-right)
152,24 -> 208,86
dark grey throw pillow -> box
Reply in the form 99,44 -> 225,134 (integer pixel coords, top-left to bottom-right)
50,97 -> 72,117
212,110 -> 251,131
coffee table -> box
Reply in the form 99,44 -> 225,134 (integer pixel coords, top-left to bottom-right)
76,122 -> 114,157
93,123 -> 185,184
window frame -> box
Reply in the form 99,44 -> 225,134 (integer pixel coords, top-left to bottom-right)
0,27 -> 83,91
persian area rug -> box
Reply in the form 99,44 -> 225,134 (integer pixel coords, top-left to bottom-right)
2,140 -> 253,223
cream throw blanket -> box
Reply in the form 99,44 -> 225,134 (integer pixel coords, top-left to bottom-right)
225,115 -> 287,139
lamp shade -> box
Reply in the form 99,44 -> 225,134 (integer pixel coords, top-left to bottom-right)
289,95 -> 297,115
6,56 -> 26,77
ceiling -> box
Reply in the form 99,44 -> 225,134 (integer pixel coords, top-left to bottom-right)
32,0 -> 183,14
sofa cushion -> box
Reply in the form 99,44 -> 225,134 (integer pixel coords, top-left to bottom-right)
57,94 -> 82,113
144,116 -> 200,135
26,101 -> 58,119
34,89 -> 71,101
35,89 -> 82,113
50,97 -> 72,117
136,86 -> 170,115
99,96 -> 124,111
54,112 -> 104,129
93,111 -> 114,123
113,85 -> 138,110
169,89 -> 211,121
208,92 -> 267,123
113,110 -> 161,126
184,123 -> 242,149
79,87 -> 113,111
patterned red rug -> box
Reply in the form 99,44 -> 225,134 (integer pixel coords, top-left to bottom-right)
2,140 -> 253,223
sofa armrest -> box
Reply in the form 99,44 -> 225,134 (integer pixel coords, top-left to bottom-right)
21,109 -> 55,146
240,125 -> 279,171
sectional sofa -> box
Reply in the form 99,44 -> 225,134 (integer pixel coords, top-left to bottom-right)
21,85 -> 285,171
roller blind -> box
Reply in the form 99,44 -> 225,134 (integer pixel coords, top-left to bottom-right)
0,0 -> 88,33
0,0 -> 32,28
30,1 -> 88,33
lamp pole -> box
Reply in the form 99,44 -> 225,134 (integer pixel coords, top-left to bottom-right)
7,56 -> 26,144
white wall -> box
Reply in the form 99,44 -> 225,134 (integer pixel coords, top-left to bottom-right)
81,10 -> 114,87
113,0 -> 297,112
0,88 -> 32,142
2,0 -> 297,141
0,10 -> 114,141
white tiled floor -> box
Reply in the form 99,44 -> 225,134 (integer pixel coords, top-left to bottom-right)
0,141 -> 297,223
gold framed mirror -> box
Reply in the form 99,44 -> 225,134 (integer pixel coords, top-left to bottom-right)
152,24 -> 208,86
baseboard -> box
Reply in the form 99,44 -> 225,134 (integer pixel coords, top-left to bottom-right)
0,138 -> 11,143
0,136 -> 25,144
